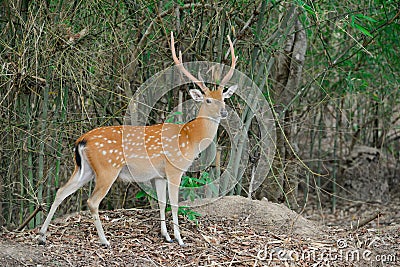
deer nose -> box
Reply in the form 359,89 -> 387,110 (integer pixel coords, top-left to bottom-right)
220,109 -> 228,119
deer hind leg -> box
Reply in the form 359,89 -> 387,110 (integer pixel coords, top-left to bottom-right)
87,170 -> 119,246
38,164 -> 94,245
154,178 -> 172,242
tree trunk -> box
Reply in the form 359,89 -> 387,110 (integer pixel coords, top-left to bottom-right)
256,7 -> 307,210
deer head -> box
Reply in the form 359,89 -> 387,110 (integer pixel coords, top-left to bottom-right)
170,32 -> 238,122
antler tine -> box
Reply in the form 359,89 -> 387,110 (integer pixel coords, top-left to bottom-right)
170,32 -> 209,93
219,35 -> 236,89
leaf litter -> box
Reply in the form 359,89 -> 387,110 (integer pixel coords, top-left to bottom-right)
1,196 -> 399,266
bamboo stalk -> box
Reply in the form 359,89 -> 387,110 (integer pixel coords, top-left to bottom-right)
332,97 -> 340,213
36,83 -> 49,226
316,106 -> 324,210
26,95 -> 35,229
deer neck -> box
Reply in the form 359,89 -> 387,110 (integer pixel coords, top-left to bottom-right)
187,108 -> 220,154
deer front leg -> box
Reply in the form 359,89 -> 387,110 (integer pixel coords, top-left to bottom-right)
166,169 -> 185,246
154,178 -> 172,243
169,184 -> 184,246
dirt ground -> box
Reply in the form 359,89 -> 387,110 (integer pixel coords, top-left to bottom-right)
1,195 -> 399,266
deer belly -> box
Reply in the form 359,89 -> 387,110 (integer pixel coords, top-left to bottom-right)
118,162 -> 165,183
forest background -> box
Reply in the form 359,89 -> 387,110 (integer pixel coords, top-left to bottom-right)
0,0 -> 399,230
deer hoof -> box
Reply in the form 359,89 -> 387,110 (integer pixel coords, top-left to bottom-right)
37,235 -> 46,245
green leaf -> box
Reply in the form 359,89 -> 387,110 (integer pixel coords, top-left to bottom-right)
164,0 -> 173,10
200,171 -> 210,180
189,177 -> 207,186
177,206 -> 201,223
88,66 -> 95,74
165,111 -> 183,123
350,15 -> 355,27
355,14 -> 377,23
371,93 -> 380,102
177,0 -> 185,7
296,0 -> 315,15
135,190 -> 147,199
354,23 -> 373,37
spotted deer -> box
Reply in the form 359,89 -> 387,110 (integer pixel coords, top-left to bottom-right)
38,32 -> 237,247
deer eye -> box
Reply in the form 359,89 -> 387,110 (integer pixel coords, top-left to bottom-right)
205,98 -> 212,104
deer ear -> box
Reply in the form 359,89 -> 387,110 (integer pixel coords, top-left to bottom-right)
189,89 -> 204,102
223,84 -> 238,99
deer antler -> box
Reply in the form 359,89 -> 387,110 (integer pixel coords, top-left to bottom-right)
170,32 -> 209,93
218,35 -> 236,90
